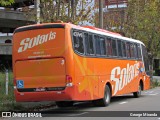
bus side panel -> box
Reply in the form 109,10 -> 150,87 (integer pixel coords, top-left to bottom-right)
74,76 -> 94,100
73,55 -> 100,100
73,54 -> 145,100
144,75 -> 150,90
95,59 -> 144,97
85,58 -> 99,99
95,59 -> 137,96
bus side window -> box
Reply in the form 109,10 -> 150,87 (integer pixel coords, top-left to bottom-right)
73,31 -> 84,54
137,44 -> 142,59
134,44 -> 138,59
126,42 -> 131,58
100,37 -> 106,56
122,41 -> 127,58
85,33 -> 94,55
112,39 -> 117,57
94,35 -> 101,55
84,33 -> 89,54
117,40 -> 122,57
88,34 -> 94,55
106,37 -> 112,56
130,43 -> 135,59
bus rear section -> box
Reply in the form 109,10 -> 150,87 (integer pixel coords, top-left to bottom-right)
13,24 -> 73,102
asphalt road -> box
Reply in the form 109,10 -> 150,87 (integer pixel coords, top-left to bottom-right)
40,87 -> 160,119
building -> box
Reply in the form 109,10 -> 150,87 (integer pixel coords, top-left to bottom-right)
0,0 -> 35,71
95,0 -> 128,31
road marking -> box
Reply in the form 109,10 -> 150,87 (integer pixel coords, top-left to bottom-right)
149,91 -> 154,93
145,91 -> 151,93
119,101 -> 128,104
145,91 -> 154,93
67,112 -> 88,116
158,118 -> 160,120
148,93 -> 159,96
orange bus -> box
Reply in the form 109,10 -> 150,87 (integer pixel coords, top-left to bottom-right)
12,23 -> 150,107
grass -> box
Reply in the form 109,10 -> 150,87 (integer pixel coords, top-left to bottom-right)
0,72 -> 26,111
151,79 -> 160,88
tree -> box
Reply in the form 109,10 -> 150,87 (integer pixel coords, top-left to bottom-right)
0,0 -> 14,6
123,0 -> 160,62
27,0 -> 95,25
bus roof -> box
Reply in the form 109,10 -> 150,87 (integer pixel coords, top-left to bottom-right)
81,26 -> 122,36
14,22 -> 145,46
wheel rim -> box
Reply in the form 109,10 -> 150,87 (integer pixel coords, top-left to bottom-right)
105,87 -> 110,103
138,85 -> 141,96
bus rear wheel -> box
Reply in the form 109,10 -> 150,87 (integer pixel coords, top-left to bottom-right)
133,83 -> 142,98
56,101 -> 73,107
93,85 -> 111,107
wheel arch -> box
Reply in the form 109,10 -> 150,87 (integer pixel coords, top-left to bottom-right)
140,79 -> 144,91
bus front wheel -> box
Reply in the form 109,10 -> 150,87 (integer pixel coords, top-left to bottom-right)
133,83 -> 142,98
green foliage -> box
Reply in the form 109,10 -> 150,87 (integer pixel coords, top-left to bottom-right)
0,72 -> 25,111
0,0 -> 14,6
124,0 -> 160,57
100,0 -> 160,59
27,0 -> 95,25
151,79 -> 160,88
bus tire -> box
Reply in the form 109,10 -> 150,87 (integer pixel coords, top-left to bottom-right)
93,85 -> 111,107
133,83 -> 142,98
56,101 -> 73,107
